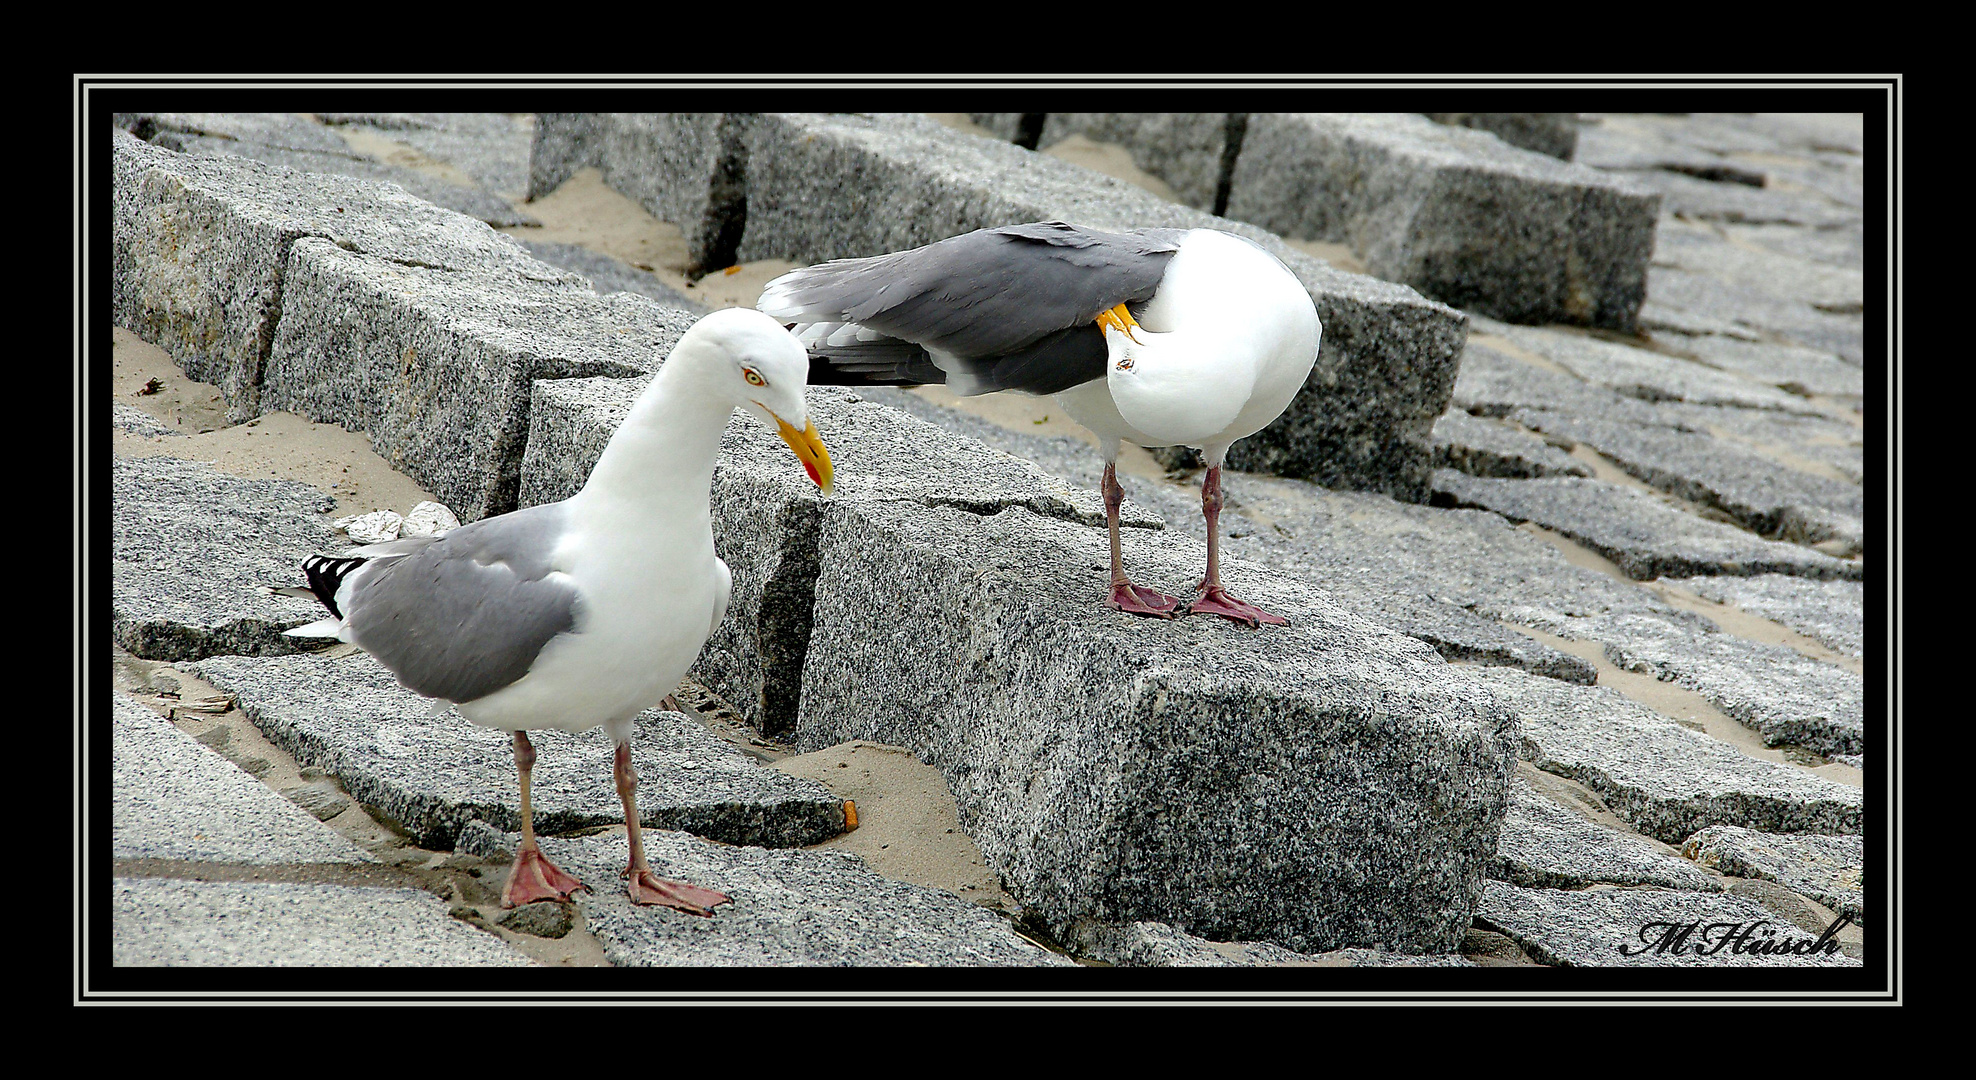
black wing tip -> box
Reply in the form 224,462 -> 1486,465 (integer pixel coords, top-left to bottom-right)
300,554 -> 366,619
805,364 -> 930,388
806,350 -> 945,388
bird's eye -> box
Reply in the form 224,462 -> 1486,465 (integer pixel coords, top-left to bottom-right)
743,368 -> 767,387
1116,358 -> 1134,371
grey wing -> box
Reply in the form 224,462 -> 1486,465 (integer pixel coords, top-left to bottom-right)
760,222 -> 1182,395
342,503 -> 580,704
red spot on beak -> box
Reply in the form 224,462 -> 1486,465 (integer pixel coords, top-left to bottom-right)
802,461 -> 821,486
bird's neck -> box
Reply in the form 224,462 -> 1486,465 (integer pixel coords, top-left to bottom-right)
572,358 -> 733,521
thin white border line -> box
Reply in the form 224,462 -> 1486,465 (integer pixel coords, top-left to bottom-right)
74,76 -> 1899,87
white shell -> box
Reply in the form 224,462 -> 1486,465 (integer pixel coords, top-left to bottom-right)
333,510 -> 404,544
401,501 -> 461,538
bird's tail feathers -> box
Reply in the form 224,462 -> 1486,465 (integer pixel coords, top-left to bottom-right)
282,617 -> 348,639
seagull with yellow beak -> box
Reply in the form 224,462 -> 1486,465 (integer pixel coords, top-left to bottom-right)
286,308 -> 833,915
760,221 -> 1317,626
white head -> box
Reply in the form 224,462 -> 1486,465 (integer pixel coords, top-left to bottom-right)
672,307 -> 834,493
669,307 -> 808,422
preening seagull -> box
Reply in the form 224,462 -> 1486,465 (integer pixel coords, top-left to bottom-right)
286,307 -> 834,915
758,221 -> 1321,626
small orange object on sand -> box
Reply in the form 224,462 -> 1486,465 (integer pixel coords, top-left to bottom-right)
843,800 -> 859,830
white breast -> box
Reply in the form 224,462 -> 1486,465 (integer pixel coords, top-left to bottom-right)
455,500 -> 722,741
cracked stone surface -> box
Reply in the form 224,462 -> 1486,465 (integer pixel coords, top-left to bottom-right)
454,825 -> 1072,967
1682,825 -> 1865,923
1510,408 -> 1861,549
1477,882 -> 1857,967
1492,777 -> 1725,892
1431,471 -> 1861,582
1461,665 -> 1860,844
1582,611 -> 1862,756
189,651 -> 847,851
1665,573 -> 1864,659
1432,409 -> 1593,480
1067,919 -> 1476,966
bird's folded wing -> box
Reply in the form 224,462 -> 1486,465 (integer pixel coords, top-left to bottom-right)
344,503 -> 581,705
799,322 -> 1114,396
761,222 -> 1184,395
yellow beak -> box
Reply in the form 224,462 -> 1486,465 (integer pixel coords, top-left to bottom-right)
1095,302 -> 1144,345
773,413 -> 834,495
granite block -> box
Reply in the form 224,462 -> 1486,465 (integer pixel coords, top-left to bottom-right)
1430,471 -> 1861,582
188,652 -> 847,852
112,877 -> 533,967
1225,113 -> 1659,330
260,237 -> 698,519
796,497 -> 1518,954
1682,825 -> 1864,923
112,456 -> 341,661
1463,665 -> 1860,844
113,692 -> 376,866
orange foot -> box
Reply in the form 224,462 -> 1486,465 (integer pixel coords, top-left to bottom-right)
626,867 -> 732,917
503,846 -> 588,907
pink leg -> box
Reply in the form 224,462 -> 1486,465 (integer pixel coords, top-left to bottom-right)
1102,461 -> 1180,617
615,741 -> 732,916
502,731 -> 588,907
1186,466 -> 1288,627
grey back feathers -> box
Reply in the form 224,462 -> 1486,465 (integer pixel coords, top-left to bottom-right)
325,503 -> 581,705
762,222 -> 1183,396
